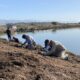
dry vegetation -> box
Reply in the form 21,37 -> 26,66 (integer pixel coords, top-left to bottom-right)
1,22 -> 80,33
0,25 -> 6,34
0,39 -> 80,80
15,22 -> 80,32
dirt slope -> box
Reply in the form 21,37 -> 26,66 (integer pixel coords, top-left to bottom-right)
0,39 -> 80,80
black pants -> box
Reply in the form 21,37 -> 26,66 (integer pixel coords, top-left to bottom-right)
7,34 -> 11,41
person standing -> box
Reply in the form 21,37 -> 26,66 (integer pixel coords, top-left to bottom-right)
6,27 -> 12,41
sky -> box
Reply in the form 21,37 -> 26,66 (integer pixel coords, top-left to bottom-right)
0,0 -> 80,22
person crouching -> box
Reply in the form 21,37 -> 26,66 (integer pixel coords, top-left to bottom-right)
21,34 -> 36,49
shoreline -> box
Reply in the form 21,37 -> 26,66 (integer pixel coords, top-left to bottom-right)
16,23 -> 80,32
0,22 -> 80,33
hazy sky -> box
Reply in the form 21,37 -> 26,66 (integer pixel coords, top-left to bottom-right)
0,0 -> 80,22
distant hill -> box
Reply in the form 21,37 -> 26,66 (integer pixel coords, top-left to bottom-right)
0,19 -> 36,25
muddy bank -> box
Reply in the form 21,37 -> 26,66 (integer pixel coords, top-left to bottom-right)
0,39 -> 80,80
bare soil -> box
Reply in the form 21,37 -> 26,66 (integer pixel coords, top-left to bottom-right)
0,39 -> 80,80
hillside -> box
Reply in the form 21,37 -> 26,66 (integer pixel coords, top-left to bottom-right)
0,39 -> 80,80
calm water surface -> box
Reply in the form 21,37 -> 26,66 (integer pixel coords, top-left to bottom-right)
0,28 -> 80,55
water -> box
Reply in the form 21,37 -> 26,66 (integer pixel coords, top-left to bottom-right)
0,28 -> 80,55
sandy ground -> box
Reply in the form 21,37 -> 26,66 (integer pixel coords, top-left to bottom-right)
0,39 -> 80,80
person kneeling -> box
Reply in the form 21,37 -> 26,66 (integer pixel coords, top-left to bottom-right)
21,34 -> 36,49
40,40 -> 68,60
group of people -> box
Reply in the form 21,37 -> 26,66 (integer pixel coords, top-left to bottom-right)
6,26 -> 68,60
6,27 -> 36,49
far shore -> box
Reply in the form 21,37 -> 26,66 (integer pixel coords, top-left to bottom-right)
0,22 -> 80,34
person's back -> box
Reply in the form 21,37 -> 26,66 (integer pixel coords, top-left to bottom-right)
54,41 -> 68,60
53,41 -> 66,57
6,29 -> 10,35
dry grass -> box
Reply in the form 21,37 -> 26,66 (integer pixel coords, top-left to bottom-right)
0,39 -> 80,80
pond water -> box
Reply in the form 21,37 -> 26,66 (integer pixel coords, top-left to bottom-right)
0,28 -> 80,55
